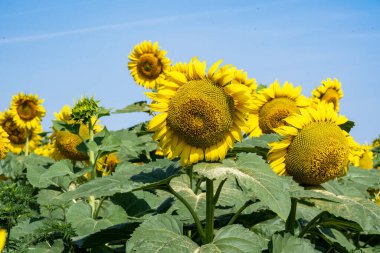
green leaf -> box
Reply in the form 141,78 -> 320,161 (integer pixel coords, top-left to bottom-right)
270,233 -> 320,253
318,228 -> 356,251
113,101 -> 149,114
39,160 -> 74,190
311,190 -> 380,234
339,120 -> 355,133
198,225 -> 267,253
51,120 -> 81,134
234,134 -> 281,150
111,191 -> 167,217
27,240 -> 65,252
126,214 -> 199,253
56,160 -> 180,201
66,202 -> 114,237
193,153 -> 291,220
252,217 -> 285,240
74,221 -> 141,249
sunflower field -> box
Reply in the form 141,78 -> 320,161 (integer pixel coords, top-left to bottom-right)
1,40 -> 380,253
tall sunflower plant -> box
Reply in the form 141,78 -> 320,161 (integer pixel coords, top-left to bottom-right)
0,41 -> 380,252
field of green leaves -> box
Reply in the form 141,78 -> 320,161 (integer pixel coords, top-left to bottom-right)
1,41 -> 380,252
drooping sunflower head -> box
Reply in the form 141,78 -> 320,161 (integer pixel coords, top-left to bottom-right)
0,110 -> 42,154
146,57 -> 252,165
0,126 -> 10,159
9,93 -> 46,130
312,78 -> 343,111
128,41 -> 171,89
268,103 -> 356,185
96,153 -> 120,176
247,80 -> 310,137
54,131 -> 89,161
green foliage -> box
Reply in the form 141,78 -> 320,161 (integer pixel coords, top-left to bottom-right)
2,107 -> 380,252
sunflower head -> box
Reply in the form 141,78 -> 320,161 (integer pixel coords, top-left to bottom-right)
128,41 -> 171,89
312,78 -> 343,111
54,131 -> 88,161
0,110 -> 42,154
0,126 -> 10,159
54,105 -> 72,122
34,142 -> 55,158
71,97 -> 99,124
351,144 -> 374,169
9,93 -> 45,129
146,57 -> 252,165
268,103 -> 356,185
247,80 -> 310,137
96,153 -> 120,176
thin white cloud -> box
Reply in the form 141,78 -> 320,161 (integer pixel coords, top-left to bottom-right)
0,7 -> 252,44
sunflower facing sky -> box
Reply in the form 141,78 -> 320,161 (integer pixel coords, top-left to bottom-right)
247,80 -> 310,137
312,78 -> 343,112
267,102 -> 357,185
128,41 -> 171,89
0,110 -> 42,154
146,57 -> 252,165
9,93 -> 46,130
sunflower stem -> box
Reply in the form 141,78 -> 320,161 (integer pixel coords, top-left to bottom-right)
24,128 -> 30,156
166,185 -> 205,242
285,197 -> 297,235
299,211 -> 328,238
205,178 -> 215,244
213,178 -> 227,205
93,196 -> 106,219
227,200 -> 253,226
88,120 -> 96,179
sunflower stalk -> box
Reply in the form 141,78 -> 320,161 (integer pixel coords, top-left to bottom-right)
298,211 -> 329,238
285,197 -> 298,234
24,128 -> 30,156
227,200 -> 254,226
88,120 -> 96,179
205,178 -> 215,244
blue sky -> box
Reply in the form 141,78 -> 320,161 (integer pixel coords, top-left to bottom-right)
0,0 -> 379,144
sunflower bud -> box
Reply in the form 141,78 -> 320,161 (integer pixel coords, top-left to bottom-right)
71,97 -> 99,124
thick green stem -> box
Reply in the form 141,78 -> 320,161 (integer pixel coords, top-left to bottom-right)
227,200 -> 253,226
88,120 -> 96,179
167,185 -> 205,242
299,211 -> 328,238
205,179 -> 215,243
24,128 -> 30,156
285,198 -> 298,234
186,166 -> 193,190
93,196 -> 106,219
213,178 -> 227,206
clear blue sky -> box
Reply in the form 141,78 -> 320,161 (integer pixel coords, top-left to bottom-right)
0,0 -> 379,144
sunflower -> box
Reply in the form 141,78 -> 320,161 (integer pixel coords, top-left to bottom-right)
49,105 -> 103,161
0,110 -> 42,154
312,78 -> 343,111
351,144 -> 374,169
96,153 -> 120,176
146,57 -> 252,166
128,41 -> 171,89
34,142 -> 55,158
0,126 -> 10,160
268,102 -> 357,185
247,80 -> 310,137
9,93 -> 45,129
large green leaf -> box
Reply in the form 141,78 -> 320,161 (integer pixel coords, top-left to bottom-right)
234,134 -> 281,150
311,190 -> 380,234
193,153 -> 291,220
66,201 -> 128,238
27,240 -> 65,253
318,228 -> 356,251
270,233 -> 320,253
74,221 -> 141,249
198,225 -> 267,253
56,160 -> 180,201
113,101 -> 149,114
126,214 -> 199,253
